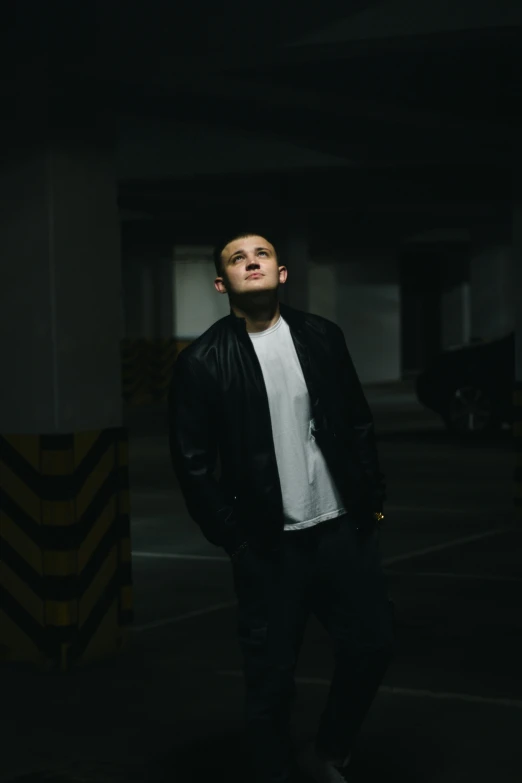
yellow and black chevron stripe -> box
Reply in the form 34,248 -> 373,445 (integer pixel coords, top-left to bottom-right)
149,339 -> 179,403
0,427 -> 132,671
515,382 -> 522,521
121,339 -> 152,406
149,339 -> 193,403
121,339 -> 193,406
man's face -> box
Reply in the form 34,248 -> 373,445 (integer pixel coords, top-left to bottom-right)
214,235 -> 287,298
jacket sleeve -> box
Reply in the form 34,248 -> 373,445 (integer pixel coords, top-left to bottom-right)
167,349 -> 239,549
334,324 -> 386,513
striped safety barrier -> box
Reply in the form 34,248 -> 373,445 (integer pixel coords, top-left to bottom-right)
121,339 -> 193,406
150,339 -> 181,403
0,427 -> 132,671
121,339 -> 152,406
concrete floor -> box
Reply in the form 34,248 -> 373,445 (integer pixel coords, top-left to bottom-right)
2,386 -> 522,782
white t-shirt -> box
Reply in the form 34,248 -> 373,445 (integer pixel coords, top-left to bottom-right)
248,314 -> 346,531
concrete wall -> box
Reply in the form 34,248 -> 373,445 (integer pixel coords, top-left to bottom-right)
122,256 -> 175,338
470,244 -> 515,341
173,246 -> 230,339
122,258 -> 155,338
0,137 -> 123,432
439,248 -> 471,349
441,282 -> 471,348
514,202 -> 522,383
309,253 -> 401,384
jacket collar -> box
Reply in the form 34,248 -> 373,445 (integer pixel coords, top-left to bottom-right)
228,301 -> 305,335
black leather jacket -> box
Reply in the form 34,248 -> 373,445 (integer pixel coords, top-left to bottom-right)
168,302 -> 385,556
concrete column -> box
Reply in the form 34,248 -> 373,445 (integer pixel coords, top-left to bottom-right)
470,244 -> 515,341
173,245 -> 229,338
514,203 -> 522,385
152,256 -> 174,338
122,255 -> 173,339
441,283 -> 471,347
309,249 -> 401,384
123,257 -> 153,339
279,210 -> 310,312
0,115 -> 132,669
440,248 -> 471,348
513,200 -> 522,524
0,135 -> 122,432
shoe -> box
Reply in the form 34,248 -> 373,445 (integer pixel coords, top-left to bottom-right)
296,742 -> 352,782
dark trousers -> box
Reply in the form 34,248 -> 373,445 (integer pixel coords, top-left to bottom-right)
231,513 -> 395,783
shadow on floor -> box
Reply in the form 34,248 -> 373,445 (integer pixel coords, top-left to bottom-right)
147,725 -> 442,783
149,730 -> 251,782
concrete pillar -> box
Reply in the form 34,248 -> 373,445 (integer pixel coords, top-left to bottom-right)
173,245 -> 229,338
152,256 -> 174,338
440,248 -> 471,349
122,255 -> 173,339
441,283 -> 471,347
0,120 -> 132,669
470,244 -> 515,341
309,250 -> 401,384
279,210 -> 310,312
123,257 -> 153,339
513,200 -> 522,524
0,139 -> 122,432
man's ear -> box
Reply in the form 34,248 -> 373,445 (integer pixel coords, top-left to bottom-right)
214,277 -> 228,295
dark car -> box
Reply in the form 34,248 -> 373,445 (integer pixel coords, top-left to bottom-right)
415,332 -> 514,435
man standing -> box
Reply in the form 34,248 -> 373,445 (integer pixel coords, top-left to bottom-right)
168,231 -> 395,783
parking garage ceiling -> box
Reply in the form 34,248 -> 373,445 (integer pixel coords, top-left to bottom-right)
3,0 -> 522,235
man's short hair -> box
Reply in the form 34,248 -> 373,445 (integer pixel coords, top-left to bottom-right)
212,230 -> 277,277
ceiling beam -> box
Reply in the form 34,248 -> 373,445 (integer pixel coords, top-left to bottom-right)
261,24 -> 522,68
106,77 -> 515,168
59,21 -> 522,85
181,74 -> 516,140
118,162 -> 512,214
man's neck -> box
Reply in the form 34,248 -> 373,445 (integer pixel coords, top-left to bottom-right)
231,299 -> 281,333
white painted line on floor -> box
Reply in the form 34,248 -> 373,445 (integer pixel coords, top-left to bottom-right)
382,526 -> 514,566
129,502 -> 504,514
386,504 -> 503,515
131,601 -> 237,633
385,569 -> 522,584
132,525 -> 514,567
130,527 -> 516,633
132,551 -> 229,562
132,552 -> 522,584
216,670 -> 522,710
